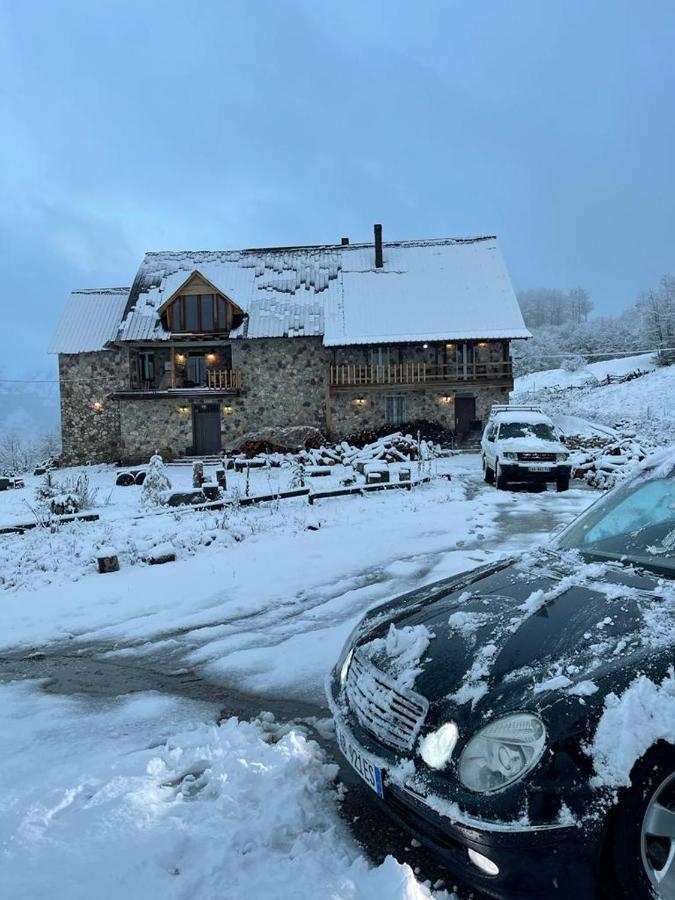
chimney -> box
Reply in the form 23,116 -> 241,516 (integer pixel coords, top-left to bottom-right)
341,236 -> 350,245
374,223 -> 383,268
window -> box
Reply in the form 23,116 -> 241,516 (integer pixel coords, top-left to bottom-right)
370,347 -> 390,367
385,395 -> 406,425
187,354 -> 206,386
138,352 -> 155,387
166,293 -> 230,333
184,295 -> 199,331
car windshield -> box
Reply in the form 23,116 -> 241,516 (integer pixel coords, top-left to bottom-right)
557,471 -> 675,575
499,421 -> 556,441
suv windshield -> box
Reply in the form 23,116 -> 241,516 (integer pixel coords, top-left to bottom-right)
499,422 -> 556,441
557,472 -> 675,575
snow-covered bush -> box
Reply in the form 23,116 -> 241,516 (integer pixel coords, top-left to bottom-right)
141,453 -> 172,505
561,354 -> 587,372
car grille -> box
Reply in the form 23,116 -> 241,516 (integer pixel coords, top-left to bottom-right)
345,649 -> 429,752
517,452 -> 556,462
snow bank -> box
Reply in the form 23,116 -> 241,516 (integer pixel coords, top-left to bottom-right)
0,682 -> 452,899
589,669 -> 675,788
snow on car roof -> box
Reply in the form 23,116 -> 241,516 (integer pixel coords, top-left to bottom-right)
492,411 -> 553,425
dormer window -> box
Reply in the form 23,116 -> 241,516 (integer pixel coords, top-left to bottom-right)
166,293 -> 229,333
158,270 -> 246,335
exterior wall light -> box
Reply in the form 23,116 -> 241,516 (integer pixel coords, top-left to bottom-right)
206,353 -> 217,364
422,342 -> 429,349
177,405 -> 190,415
438,395 -> 453,404
222,404 -> 234,414
93,401 -> 103,411
353,397 -> 366,406
445,343 -> 456,350
477,342 -> 488,348
176,353 -> 187,364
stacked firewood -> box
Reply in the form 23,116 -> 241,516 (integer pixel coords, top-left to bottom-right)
571,438 -> 648,489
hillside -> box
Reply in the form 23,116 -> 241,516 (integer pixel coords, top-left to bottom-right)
513,353 -> 675,445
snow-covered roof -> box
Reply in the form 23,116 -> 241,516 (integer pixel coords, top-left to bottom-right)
114,236 -> 528,346
49,289 -> 130,353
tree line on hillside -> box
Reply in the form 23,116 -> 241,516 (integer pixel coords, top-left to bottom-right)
513,275 -> 675,375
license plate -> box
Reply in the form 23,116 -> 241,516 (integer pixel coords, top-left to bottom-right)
528,465 -> 551,471
336,726 -> 384,798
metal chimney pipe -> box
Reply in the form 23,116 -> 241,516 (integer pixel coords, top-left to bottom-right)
374,223 -> 383,268
341,237 -> 350,245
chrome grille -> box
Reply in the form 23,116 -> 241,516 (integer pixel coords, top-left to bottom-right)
517,452 -> 556,462
345,649 -> 429,752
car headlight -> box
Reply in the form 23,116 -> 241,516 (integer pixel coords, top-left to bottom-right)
339,648 -> 354,687
458,713 -> 546,793
502,452 -> 518,460
556,453 -> 569,462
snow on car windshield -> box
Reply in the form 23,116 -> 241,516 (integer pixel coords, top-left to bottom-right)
558,471 -> 675,574
499,421 -> 556,441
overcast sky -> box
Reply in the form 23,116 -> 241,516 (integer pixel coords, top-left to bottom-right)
2,0 -> 675,378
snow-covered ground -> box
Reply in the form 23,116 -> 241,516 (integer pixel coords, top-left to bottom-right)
513,353 -> 675,446
0,454 -> 597,897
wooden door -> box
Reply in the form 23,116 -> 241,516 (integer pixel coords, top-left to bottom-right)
193,404 -> 222,454
454,395 -> 476,440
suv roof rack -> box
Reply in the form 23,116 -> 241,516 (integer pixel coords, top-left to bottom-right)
489,403 -> 545,417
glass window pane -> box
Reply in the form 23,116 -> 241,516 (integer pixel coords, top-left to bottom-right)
184,295 -> 199,331
201,294 -> 214,331
217,296 -> 227,330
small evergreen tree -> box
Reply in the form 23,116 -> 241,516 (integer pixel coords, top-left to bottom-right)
142,452 -> 172,505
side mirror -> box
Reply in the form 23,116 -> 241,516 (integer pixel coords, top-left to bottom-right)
487,434 -> 495,442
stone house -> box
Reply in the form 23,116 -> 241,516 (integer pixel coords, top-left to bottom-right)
49,227 -> 530,464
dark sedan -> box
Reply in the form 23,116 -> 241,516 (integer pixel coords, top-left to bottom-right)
327,451 -> 675,899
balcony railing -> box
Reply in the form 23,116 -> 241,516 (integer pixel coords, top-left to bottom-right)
206,369 -> 242,390
329,360 -> 513,388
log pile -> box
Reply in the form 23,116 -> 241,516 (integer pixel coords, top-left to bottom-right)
572,438 -> 648,489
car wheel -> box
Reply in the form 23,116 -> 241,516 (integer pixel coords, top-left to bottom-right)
557,474 -> 570,492
495,462 -> 509,491
603,742 -> 675,899
483,457 -> 495,484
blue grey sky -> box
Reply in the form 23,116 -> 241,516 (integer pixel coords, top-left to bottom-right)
2,0 -> 675,378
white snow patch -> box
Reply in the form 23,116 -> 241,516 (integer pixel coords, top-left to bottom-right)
589,668 -> 675,787
362,623 -> 434,690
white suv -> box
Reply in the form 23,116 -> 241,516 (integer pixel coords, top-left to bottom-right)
481,405 -> 572,492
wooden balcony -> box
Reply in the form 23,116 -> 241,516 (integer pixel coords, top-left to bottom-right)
329,360 -> 513,393
112,369 -> 242,400
206,369 -> 242,390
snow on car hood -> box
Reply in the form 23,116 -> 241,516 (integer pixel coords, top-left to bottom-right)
497,437 -> 567,455
354,550 -> 674,725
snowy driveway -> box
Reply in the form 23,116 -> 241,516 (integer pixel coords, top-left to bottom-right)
0,456 -> 595,898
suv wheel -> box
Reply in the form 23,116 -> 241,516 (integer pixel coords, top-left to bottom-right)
496,461 -> 509,491
557,474 -> 570,492
483,457 -> 495,484
602,742 -> 675,899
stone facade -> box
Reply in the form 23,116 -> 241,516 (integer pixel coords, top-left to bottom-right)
58,337 -> 513,464
222,336 -> 331,444
328,385 -> 509,438
58,350 -> 130,464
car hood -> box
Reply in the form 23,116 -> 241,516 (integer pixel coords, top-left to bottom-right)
496,438 -> 568,455
353,551 -> 672,729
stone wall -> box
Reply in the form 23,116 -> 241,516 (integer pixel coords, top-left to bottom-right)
58,350 -> 129,465
59,337 -> 512,463
222,336 -> 331,445
328,385 -> 509,439
119,399 -> 195,462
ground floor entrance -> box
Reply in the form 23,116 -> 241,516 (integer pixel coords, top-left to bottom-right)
192,403 -> 222,454
454,395 -> 476,441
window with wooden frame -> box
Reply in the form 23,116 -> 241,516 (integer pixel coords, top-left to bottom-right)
385,395 -> 406,425
166,294 -> 230,333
